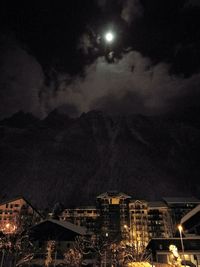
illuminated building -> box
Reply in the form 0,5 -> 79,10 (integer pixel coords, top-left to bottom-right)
96,191 -> 131,239
59,206 -> 100,233
59,192 -> 200,253
0,196 -> 41,234
181,204 -> 200,235
148,201 -> 173,239
129,200 -> 149,253
128,200 -> 173,254
163,197 -> 200,235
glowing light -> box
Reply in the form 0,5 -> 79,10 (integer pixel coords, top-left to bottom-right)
105,32 -> 114,43
1,222 -> 17,234
178,224 -> 183,232
6,223 -> 10,229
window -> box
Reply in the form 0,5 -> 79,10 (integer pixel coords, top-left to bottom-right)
14,204 -> 19,207
6,204 -> 9,208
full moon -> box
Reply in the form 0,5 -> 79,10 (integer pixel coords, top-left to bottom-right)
105,32 -> 114,43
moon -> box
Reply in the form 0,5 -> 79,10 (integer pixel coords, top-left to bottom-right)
105,32 -> 114,43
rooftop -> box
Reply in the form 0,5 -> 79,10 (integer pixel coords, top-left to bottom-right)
181,204 -> 200,225
163,197 -> 200,204
148,201 -> 167,208
97,191 -> 131,199
30,219 -> 90,241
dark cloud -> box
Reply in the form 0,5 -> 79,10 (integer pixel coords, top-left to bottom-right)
121,0 -> 143,24
91,91 -> 146,115
0,35 -> 44,119
1,1 -> 200,119
39,51 -> 200,117
184,0 -> 200,7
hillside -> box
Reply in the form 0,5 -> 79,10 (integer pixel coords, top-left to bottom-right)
0,110 -> 200,208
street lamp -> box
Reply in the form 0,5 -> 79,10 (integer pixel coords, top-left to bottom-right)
178,225 -> 186,267
104,232 -> 109,267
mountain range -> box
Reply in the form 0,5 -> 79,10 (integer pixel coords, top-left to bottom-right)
0,110 -> 200,209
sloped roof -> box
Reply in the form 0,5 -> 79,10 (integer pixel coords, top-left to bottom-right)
181,204 -> 200,225
163,197 -> 200,204
30,219 -> 89,241
148,201 -> 167,208
72,206 -> 98,210
50,219 -> 88,235
0,196 -> 42,217
180,204 -> 200,233
130,199 -> 147,204
0,196 -> 28,206
97,191 -> 131,199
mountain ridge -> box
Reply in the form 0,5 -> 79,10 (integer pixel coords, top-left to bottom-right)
0,110 -> 199,209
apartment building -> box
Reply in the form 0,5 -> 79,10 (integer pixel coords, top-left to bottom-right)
59,206 -> 100,233
0,196 -> 41,234
96,191 -> 131,239
163,197 -> 200,234
128,200 -> 149,253
59,192 -> 200,252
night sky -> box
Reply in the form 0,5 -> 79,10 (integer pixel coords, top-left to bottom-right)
1,0 -> 200,119
1,1 -> 200,205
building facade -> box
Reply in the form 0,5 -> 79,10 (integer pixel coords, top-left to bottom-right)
0,197 -> 41,234
96,191 -> 131,239
59,206 -> 100,233
147,238 -> 200,267
58,192 -> 200,253
163,197 -> 200,234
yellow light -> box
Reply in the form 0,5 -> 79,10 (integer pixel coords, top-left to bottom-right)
178,224 -> 183,232
5,223 -> 10,229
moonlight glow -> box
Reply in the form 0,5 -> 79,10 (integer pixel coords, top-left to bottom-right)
105,32 -> 114,43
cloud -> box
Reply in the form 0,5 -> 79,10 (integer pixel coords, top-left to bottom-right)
0,35 -> 45,119
95,0 -> 143,24
40,51 -> 200,116
1,35 -> 200,119
184,0 -> 200,8
121,0 -> 143,24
